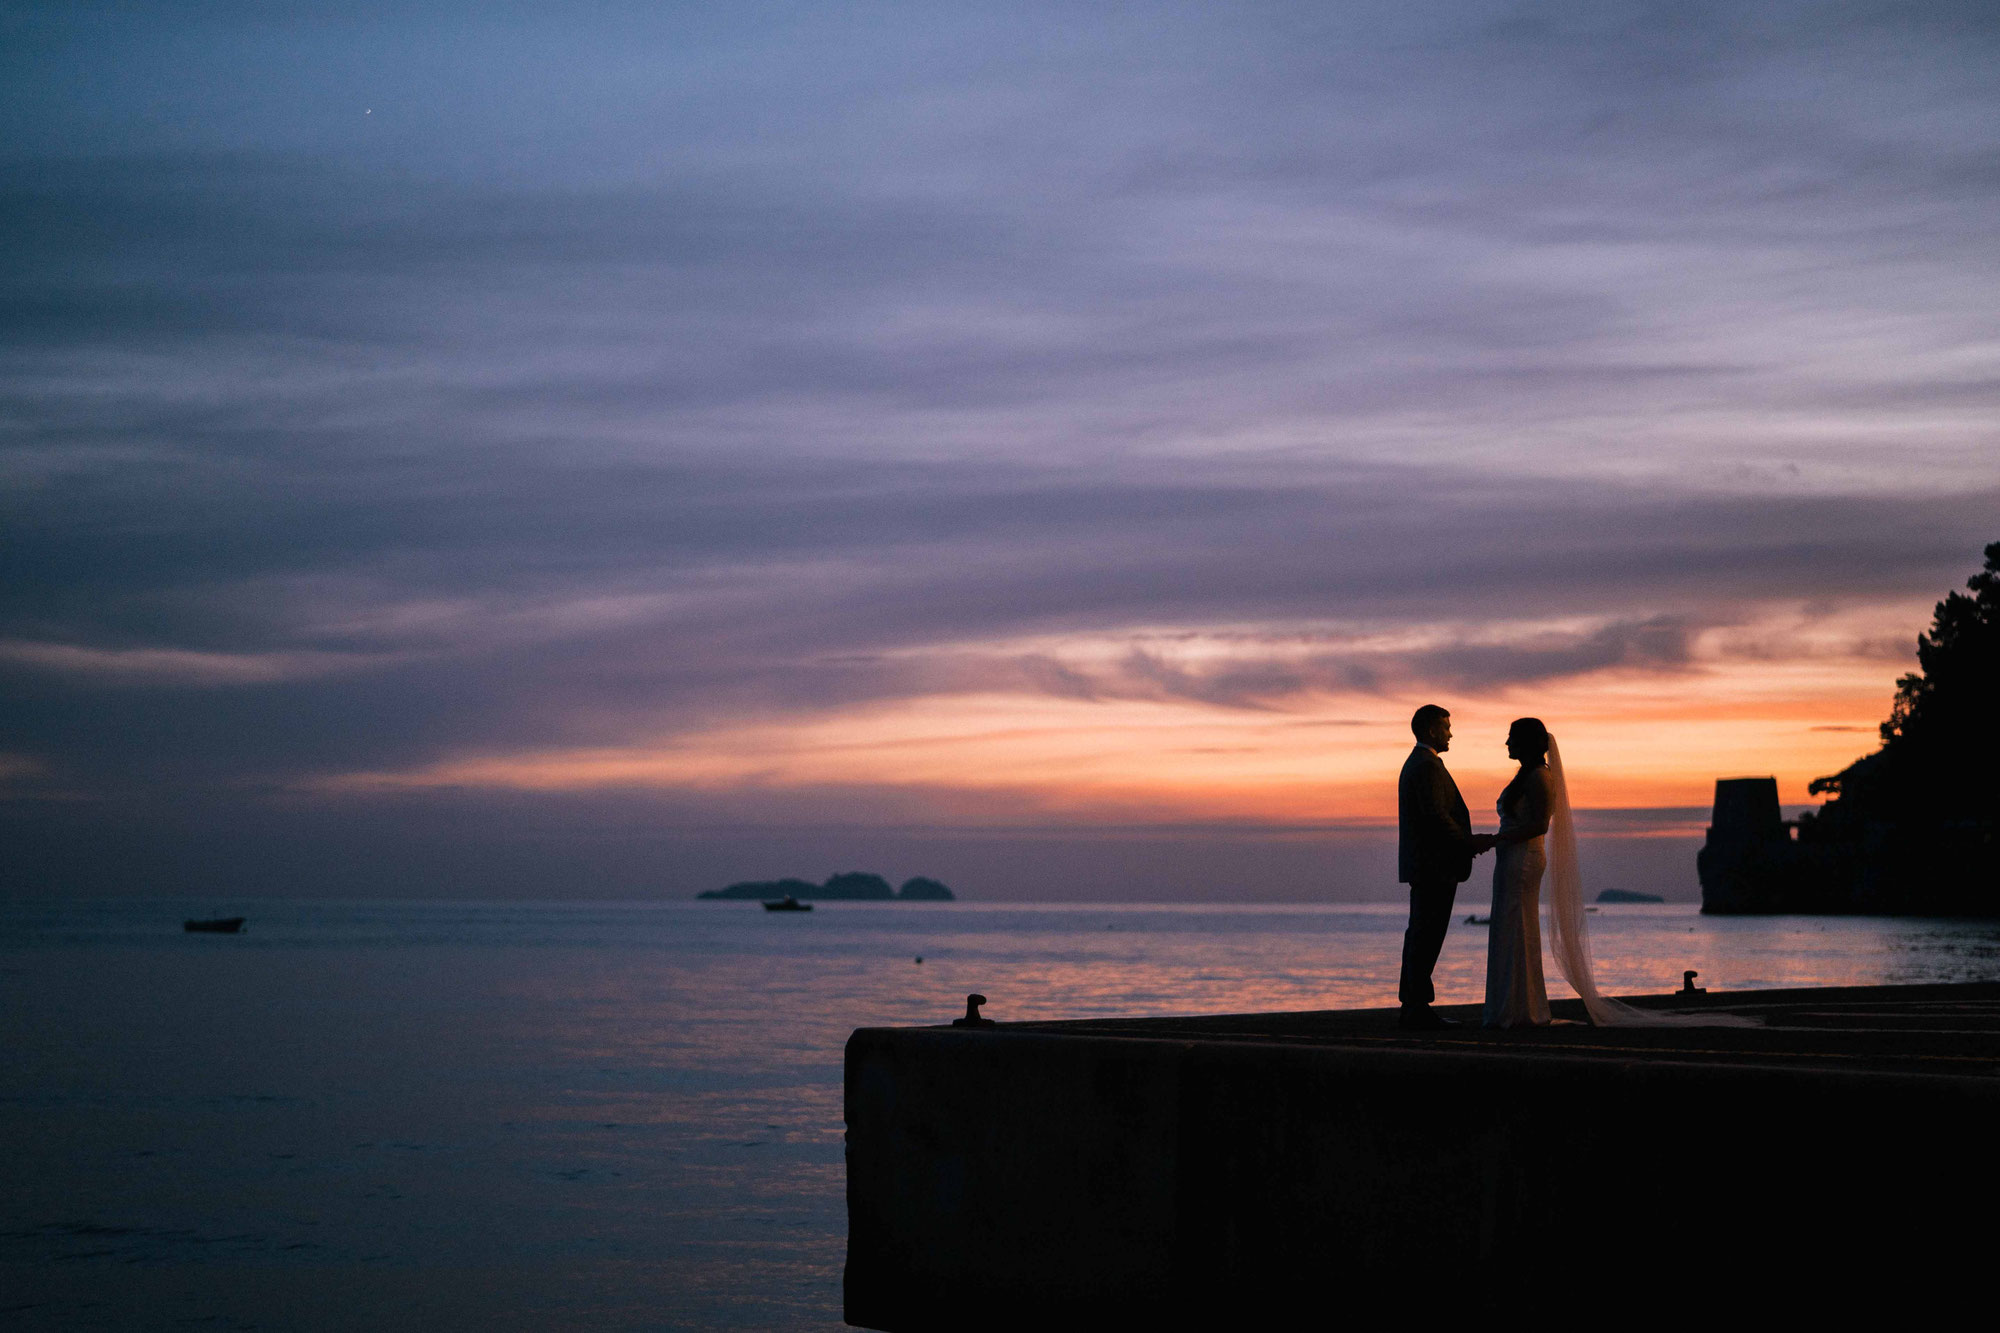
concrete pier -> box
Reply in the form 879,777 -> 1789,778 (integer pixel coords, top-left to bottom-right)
845,982 -> 2000,1328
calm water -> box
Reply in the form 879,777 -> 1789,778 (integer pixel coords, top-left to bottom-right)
5,897 -> 1999,1331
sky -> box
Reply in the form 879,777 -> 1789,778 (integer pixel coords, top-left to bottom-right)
3,1 -> 1996,900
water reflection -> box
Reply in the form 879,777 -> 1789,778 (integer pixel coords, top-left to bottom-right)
4,898 -> 1998,1331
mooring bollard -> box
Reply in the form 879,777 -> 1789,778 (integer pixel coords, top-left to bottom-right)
952,993 -> 996,1027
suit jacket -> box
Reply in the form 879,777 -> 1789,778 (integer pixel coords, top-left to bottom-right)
1398,745 -> 1474,885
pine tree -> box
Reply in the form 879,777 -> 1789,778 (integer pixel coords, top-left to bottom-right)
1802,540 -> 2000,910
1880,540 -> 2000,759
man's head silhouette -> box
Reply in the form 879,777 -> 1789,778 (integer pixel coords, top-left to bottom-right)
1411,704 -> 1451,752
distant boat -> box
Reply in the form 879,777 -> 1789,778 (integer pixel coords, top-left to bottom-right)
184,917 -> 245,934
1464,914 -> 1490,925
763,896 -> 813,913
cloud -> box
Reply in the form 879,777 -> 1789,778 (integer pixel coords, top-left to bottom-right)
2,444 -> 1987,796
1064,615 -> 1706,709
3,3 -> 1998,895
0,639 -> 372,686
1417,616 -> 1700,689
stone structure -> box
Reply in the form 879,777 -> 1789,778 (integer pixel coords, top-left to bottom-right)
1699,777 -> 1806,912
845,984 -> 1999,1327
1696,776 -> 1881,914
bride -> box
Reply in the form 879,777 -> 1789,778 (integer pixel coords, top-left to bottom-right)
1484,718 -> 1554,1027
1486,717 -> 1755,1029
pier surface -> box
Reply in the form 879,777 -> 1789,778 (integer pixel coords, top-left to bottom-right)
845,982 -> 2000,1329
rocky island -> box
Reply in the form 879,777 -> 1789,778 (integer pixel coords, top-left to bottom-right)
697,872 -> 956,901
1700,539 -> 1998,915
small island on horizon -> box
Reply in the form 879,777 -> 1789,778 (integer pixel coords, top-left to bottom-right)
697,872 -> 956,901
1594,888 -> 1665,904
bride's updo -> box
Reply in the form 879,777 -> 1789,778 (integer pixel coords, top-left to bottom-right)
1508,717 -> 1550,763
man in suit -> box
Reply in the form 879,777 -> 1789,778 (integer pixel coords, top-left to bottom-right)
1397,704 -> 1492,1029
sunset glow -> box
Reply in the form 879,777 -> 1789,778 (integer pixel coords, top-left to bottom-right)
4,4 -> 1995,900
316,604 -> 1912,834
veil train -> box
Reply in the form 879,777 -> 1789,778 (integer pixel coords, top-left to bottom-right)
1543,738 -> 1758,1028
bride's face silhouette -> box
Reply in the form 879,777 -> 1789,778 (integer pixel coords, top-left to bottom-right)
1505,724 -> 1546,765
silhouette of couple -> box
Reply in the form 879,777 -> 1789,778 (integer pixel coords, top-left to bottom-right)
1400,700 -> 1760,1032
1396,705 -> 1556,1029
1396,705 -> 1756,1031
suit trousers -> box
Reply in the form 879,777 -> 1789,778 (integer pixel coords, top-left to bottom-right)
1397,877 -> 1459,1007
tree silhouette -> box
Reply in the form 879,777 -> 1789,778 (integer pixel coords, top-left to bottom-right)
1800,540 -> 2000,912
1880,539 -> 2000,757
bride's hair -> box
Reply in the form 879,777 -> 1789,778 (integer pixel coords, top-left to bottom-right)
1500,718 -> 1551,809
1508,717 -> 1550,760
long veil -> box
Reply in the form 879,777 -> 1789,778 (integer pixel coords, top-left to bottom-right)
1544,737 -> 1757,1027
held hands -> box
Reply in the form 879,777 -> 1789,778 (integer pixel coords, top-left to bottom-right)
1471,833 -> 1497,855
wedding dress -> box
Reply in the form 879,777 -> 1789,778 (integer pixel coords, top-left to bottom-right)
1541,738 -> 1757,1028
1484,770 -> 1552,1028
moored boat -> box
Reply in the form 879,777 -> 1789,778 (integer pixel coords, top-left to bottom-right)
184,916 -> 246,933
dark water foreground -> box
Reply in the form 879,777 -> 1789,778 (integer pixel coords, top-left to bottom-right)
4,899 -> 1999,1330
0,900 -> 859,1331
847,983 -> 2000,1329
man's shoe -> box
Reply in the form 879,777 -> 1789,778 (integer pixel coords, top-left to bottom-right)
1398,1006 -> 1459,1030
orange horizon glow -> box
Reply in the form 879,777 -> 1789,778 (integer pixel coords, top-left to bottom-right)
311,606 -> 1911,836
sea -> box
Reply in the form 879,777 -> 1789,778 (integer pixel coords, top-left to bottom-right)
5,896 -> 1999,1331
